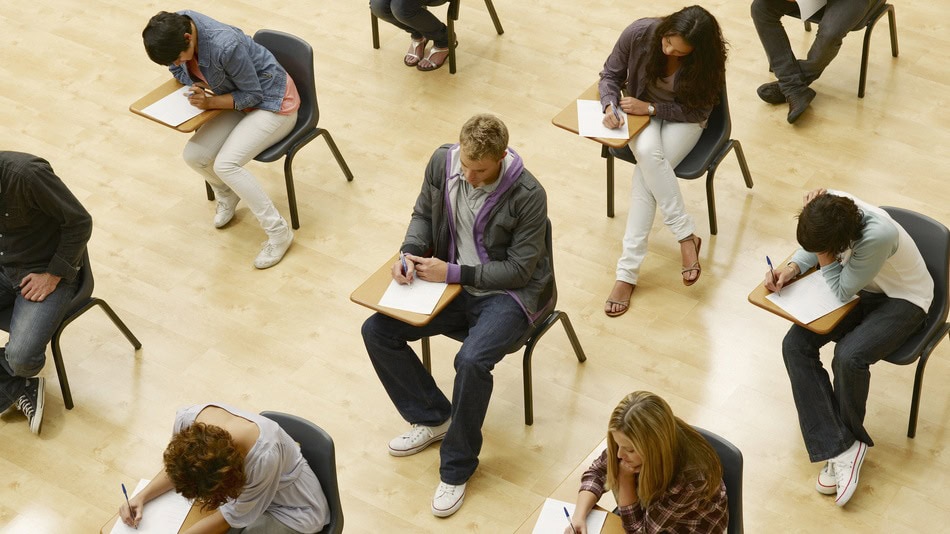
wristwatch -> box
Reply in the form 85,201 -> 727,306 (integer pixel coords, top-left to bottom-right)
647,103 -> 656,116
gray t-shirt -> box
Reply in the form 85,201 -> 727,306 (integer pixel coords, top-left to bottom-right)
173,404 -> 330,533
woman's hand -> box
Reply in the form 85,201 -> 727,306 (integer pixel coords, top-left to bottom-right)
619,96 -> 651,116
802,188 -> 827,207
187,84 -> 212,109
119,496 -> 144,528
564,520 -> 588,534
765,263 -> 800,292
602,103 -> 625,129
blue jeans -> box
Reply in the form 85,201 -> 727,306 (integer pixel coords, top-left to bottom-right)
0,270 -> 78,410
362,291 -> 528,485
782,291 -> 926,462
370,0 -> 450,48
751,0 -> 873,96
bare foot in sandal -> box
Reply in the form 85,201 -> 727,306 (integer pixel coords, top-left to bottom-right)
679,234 -> 702,286
605,280 -> 635,317
404,37 -> 428,67
418,43 -> 452,71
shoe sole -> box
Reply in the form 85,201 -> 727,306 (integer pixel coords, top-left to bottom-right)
31,378 -> 45,435
835,442 -> 867,506
431,491 -> 464,517
388,432 -> 446,457
816,477 -> 836,495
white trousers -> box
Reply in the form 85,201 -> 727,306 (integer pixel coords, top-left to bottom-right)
616,118 -> 703,284
183,109 -> 297,238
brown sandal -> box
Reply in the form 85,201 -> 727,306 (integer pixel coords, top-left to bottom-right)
604,281 -> 635,317
404,37 -> 428,67
680,235 -> 702,286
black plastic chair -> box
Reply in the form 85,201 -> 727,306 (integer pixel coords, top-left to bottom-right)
370,0 -> 505,74
203,29 -> 354,230
0,250 -> 141,409
260,411 -> 344,534
879,207 -> 949,438
796,0 -> 898,98
694,426 -> 744,534
600,85 -> 753,234
420,219 -> 586,425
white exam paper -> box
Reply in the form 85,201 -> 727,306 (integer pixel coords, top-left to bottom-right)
576,99 -> 628,139
378,278 -> 448,315
140,86 -> 205,127
766,269 -> 857,324
796,0 -> 828,22
533,498 -> 608,534
110,479 -> 193,534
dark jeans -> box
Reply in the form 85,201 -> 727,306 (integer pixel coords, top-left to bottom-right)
370,0 -> 450,48
751,0 -> 873,96
782,291 -> 926,462
362,291 -> 528,485
0,270 -> 78,410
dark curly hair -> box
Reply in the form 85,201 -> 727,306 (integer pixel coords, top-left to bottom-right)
142,11 -> 192,66
163,423 -> 246,510
645,5 -> 728,109
797,194 -> 866,255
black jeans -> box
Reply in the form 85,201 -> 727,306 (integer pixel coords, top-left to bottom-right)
370,0 -> 450,48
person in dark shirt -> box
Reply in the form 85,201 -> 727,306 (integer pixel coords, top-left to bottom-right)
0,152 -> 92,434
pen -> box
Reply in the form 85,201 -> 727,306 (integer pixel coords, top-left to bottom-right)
400,252 -> 413,286
121,483 -> 137,529
564,506 -> 577,534
766,255 -> 780,296
185,86 -> 214,97
611,101 -> 624,125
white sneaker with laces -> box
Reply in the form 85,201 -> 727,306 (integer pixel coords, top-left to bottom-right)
213,193 -> 240,228
388,420 -> 450,457
431,481 -> 466,518
254,229 -> 293,269
831,441 -> 868,506
816,461 -> 836,495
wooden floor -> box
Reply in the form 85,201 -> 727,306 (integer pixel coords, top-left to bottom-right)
1,1 -> 948,532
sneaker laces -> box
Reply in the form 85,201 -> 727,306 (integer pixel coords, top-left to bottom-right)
435,481 -> 460,498
15,394 -> 34,419
401,424 -> 433,444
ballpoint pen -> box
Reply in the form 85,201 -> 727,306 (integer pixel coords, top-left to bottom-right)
564,506 -> 577,534
121,483 -> 137,529
611,101 -> 624,125
400,252 -> 413,286
766,255 -> 780,296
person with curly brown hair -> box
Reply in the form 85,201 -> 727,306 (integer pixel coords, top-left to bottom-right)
118,404 -> 329,533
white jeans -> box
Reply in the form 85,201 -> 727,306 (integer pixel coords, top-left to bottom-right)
616,118 -> 703,284
183,109 -> 297,239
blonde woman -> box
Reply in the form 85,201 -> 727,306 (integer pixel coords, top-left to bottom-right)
566,392 -> 727,533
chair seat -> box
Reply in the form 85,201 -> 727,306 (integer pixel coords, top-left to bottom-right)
254,127 -> 319,163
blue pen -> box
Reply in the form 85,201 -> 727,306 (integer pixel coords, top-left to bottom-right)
121,483 -> 137,529
564,506 -> 577,534
611,101 -> 624,125
766,256 -> 780,296
400,252 -> 413,286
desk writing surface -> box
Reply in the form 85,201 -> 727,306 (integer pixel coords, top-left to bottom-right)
99,501 -> 212,534
551,82 -> 650,149
130,78 -> 222,133
747,263 -> 859,335
350,254 -> 462,327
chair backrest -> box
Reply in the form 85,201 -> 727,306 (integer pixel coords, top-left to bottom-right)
0,249 -> 94,331
694,426 -> 743,534
260,411 -> 343,534
880,207 -> 950,364
253,30 -> 318,132
666,84 -> 732,180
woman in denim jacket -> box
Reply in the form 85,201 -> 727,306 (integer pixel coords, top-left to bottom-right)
143,11 -> 300,269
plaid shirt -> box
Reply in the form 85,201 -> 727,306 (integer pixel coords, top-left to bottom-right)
579,450 -> 728,533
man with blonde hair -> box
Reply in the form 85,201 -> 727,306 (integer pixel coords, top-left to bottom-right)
362,114 -> 549,518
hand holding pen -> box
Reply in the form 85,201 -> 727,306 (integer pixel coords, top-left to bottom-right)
766,256 -> 780,296
186,85 -> 214,109
395,252 -> 414,286
119,483 -> 140,529
602,101 -> 625,129
765,257 -> 801,294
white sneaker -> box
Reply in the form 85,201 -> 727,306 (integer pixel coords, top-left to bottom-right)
816,461 -> 836,495
831,441 -> 868,506
213,193 -> 240,228
254,229 -> 293,269
388,420 -> 449,457
431,481 -> 466,518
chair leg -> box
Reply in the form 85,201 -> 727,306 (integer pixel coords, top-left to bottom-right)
317,129 -> 354,183
484,0 -> 505,35
557,312 -> 587,363
705,166 -> 719,236
50,332 -> 74,410
522,343 -> 534,426
606,151 -> 615,218
91,298 -> 143,350
804,20 -> 812,32
371,12 -> 380,49
906,355 -> 928,438
732,139 -> 754,190
282,150 -> 300,230
205,181 -> 215,201
421,337 -> 432,373
887,5 -> 899,57
448,17 -> 457,74
858,20 -> 876,98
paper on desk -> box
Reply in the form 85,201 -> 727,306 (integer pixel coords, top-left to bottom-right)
110,479 -> 192,534
796,0 -> 827,21
766,270 -> 857,324
378,278 -> 447,315
140,86 -> 204,127
576,100 -> 629,139
533,498 -> 608,534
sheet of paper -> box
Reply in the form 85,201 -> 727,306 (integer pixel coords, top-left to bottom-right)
766,270 -> 857,324
110,479 -> 193,534
796,0 -> 828,21
576,99 -> 629,140
378,278 -> 447,315
533,498 -> 608,534
140,86 -> 205,127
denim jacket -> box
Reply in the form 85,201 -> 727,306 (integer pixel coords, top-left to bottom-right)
169,10 -> 287,112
